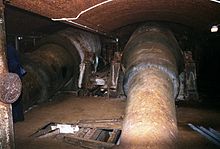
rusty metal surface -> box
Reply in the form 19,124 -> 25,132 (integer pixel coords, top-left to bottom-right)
120,25 -> 180,148
177,51 -> 199,101
120,68 -> 177,149
123,23 -> 183,70
21,28 -> 101,110
123,24 -> 182,98
0,3 -> 15,149
109,52 -> 122,89
0,11 -> 7,74
21,44 -> 76,109
6,0 -> 220,33
0,73 -> 21,104
57,28 -> 101,62
5,5 -> 58,35
56,29 -> 101,90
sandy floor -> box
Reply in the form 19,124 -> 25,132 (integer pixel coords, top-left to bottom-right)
14,93 -> 220,149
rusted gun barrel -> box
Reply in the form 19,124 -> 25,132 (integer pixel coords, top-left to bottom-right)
120,24 -> 183,149
21,29 -> 101,110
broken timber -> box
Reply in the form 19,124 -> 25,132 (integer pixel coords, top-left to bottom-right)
31,118 -> 122,149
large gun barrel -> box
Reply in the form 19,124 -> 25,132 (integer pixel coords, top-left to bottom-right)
120,24 -> 183,149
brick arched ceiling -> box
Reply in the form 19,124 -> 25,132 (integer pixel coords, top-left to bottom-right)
7,0 -> 220,34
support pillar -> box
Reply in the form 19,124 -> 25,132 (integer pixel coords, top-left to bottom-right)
0,3 -> 21,149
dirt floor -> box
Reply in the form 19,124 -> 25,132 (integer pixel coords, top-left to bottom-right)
14,93 -> 220,149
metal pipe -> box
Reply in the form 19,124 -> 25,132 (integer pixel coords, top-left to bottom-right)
210,128 -> 220,139
188,124 -> 220,146
120,24 -> 182,149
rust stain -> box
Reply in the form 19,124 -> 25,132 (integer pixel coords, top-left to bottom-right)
120,25 -> 180,148
120,68 -> 177,149
0,4 -> 15,149
0,73 -> 22,104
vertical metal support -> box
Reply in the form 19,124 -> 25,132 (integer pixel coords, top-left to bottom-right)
0,3 -> 15,149
14,36 -> 19,51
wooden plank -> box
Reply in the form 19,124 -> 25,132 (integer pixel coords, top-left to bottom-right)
79,118 -> 122,123
84,128 -> 97,139
76,127 -> 88,138
78,128 -> 90,138
107,129 -> 121,143
90,129 -> 102,140
78,118 -> 123,129
38,129 -> 60,139
30,123 -> 55,138
64,135 -> 115,149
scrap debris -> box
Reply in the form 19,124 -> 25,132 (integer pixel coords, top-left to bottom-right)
31,118 -> 122,148
188,123 -> 220,147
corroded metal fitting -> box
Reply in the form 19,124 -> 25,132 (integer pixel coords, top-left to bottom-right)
124,63 -> 179,98
0,73 -> 22,104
